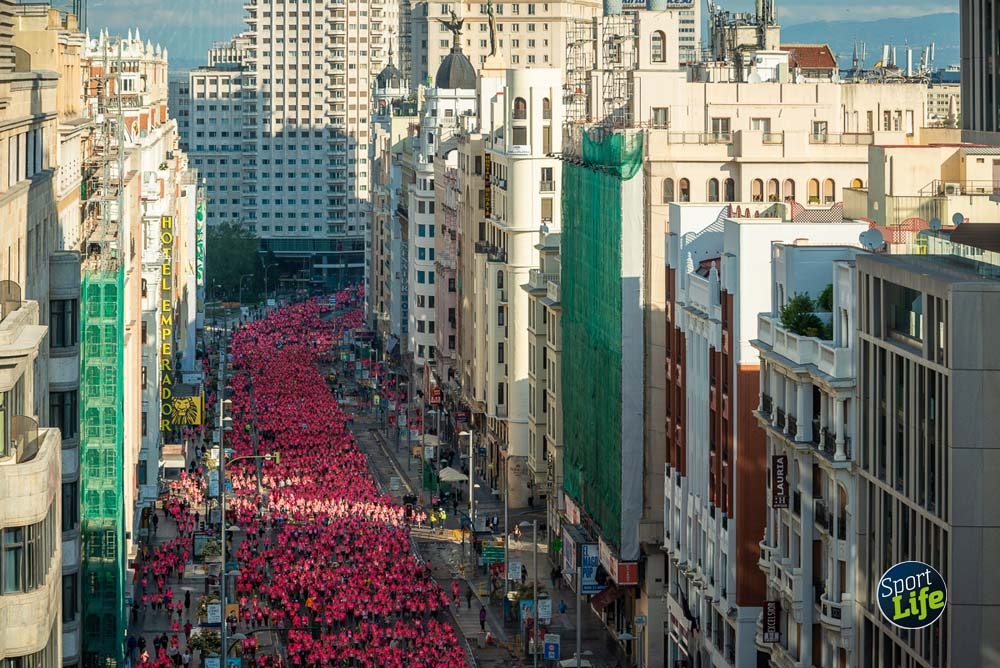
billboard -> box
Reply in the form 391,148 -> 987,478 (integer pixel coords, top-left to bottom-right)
581,543 -> 604,595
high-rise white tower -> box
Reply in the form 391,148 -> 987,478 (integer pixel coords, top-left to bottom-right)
241,0 -> 392,288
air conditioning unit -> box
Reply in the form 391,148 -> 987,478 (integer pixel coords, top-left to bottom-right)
942,182 -> 961,196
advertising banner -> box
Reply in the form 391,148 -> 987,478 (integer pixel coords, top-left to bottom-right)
876,561 -> 947,629
581,543 -> 604,595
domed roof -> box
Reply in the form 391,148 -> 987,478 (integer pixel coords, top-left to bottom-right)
376,61 -> 404,89
435,46 -> 477,90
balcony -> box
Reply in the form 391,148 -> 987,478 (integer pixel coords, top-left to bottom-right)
808,132 -> 873,145
760,393 -> 772,417
819,594 -> 854,637
775,409 -> 786,432
756,314 -> 853,379
527,268 -> 558,291
787,415 -> 797,439
12,415 -> 39,464
758,538 -> 775,574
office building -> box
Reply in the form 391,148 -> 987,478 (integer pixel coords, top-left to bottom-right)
854,250 -> 1000,668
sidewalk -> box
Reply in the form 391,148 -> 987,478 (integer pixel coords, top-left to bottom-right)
350,409 -> 629,668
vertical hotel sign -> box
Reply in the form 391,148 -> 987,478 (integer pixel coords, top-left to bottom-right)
160,216 -> 175,433
771,454 -> 788,508
483,153 -> 492,218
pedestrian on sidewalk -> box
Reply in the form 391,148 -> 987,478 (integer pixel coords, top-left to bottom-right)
465,586 -> 473,609
152,514 -> 159,535
479,605 -> 487,631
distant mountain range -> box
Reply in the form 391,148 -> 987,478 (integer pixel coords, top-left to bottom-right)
782,12 -> 961,71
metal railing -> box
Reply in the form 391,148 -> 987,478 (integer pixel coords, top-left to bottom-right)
808,132 -> 873,145
760,394 -> 772,416
539,180 -> 555,192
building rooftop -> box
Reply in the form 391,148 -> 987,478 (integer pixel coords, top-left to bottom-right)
435,46 -> 476,90
862,252 -> 1000,284
781,44 -> 837,70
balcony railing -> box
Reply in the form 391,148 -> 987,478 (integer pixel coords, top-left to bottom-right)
760,394 -> 772,417
787,415 -> 797,439
539,180 -> 555,192
13,415 -> 40,463
776,409 -> 786,432
811,419 -> 821,445
0,280 -> 23,323
808,132 -> 873,145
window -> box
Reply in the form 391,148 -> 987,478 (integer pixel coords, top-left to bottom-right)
808,178 -> 820,203
707,178 -> 720,202
711,117 -> 731,141
3,527 -> 23,593
50,299 -> 79,348
63,573 -> 78,623
61,481 -> 79,532
823,178 -> 836,204
678,178 -> 690,202
50,390 -> 78,440
542,97 -> 551,120
513,97 -> 527,120
651,107 -> 669,128
767,178 -> 780,202
751,117 -> 771,133
497,382 -> 505,404
783,179 -> 796,202
723,178 -> 735,202
812,121 -> 829,141
751,178 -> 764,202
498,342 -> 505,363
650,30 -> 665,63
662,178 -> 674,203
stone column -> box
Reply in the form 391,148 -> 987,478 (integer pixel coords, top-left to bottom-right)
834,398 -> 846,461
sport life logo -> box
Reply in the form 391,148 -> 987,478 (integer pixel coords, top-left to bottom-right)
877,560 -> 947,629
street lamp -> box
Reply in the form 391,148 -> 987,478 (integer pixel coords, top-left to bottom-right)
259,257 -> 277,305
237,274 -> 253,309
459,430 -> 475,531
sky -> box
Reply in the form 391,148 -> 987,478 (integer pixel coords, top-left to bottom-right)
85,0 -> 958,69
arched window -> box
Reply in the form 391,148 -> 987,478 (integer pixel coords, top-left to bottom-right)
751,179 -> 764,202
851,178 -> 864,189
807,178 -> 820,203
513,97 -> 527,120
767,178 -> 780,202
707,178 -> 720,202
662,178 -> 675,203
823,178 -> 836,203
783,179 -> 796,202
542,97 -> 551,120
679,178 -> 690,202
496,270 -> 504,290
650,31 -> 666,63
723,178 -> 736,202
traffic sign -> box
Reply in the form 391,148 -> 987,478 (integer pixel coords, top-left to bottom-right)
481,545 -> 506,564
508,561 -> 523,580
543,634 -> 560,661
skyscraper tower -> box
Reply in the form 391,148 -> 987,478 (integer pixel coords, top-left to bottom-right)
960,0 -> 1000,132
240,0 -> 391,288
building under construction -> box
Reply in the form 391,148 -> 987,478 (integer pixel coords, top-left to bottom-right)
79,29 -> 189,668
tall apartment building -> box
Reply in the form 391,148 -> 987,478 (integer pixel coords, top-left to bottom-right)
410,0 -> 603,87
960,0 -> 999,133
240,0 -> 391,288
177,66 -> 246,225
752,244 -> 864,668
0,2 -> 67,665
663,203 -> 868,667
11,5 -> 88,664
853,251 -> 1000,668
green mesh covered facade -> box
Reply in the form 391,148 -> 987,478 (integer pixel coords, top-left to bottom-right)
80,267 -> 126,668
560,131 -> 643,550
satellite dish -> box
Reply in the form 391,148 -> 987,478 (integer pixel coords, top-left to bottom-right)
540,223 -> 550,234
952,212 -> 965,226
929,217 -> 942,231
859,228 -> 885,251
747,72 -> 762,84
795,74 -> 806,84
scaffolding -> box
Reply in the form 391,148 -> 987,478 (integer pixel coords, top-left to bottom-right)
80,35 -> 127,668
599,13 -> 637,129
563,19 -> 594,128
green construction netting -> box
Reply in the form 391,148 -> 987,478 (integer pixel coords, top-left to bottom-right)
560,130 -> 643,550
80,267 -> 126,668
581,129 -> 643,180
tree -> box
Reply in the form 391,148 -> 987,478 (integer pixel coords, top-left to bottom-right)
817,283 -> 834,312
779,293 -> 826,338
206,222 -> 264,302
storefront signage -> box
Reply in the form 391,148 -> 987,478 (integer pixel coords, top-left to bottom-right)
762,600 -> 780,642
877,561 -> 947,629
561,527 -> 577,587
564,496 -> 581,525
598,537 -> 638,586
771,454 -> 788,508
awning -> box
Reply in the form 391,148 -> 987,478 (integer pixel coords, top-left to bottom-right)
161,444 -> 186,470
591,584 -> 624,611
439,466 -> 468,483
